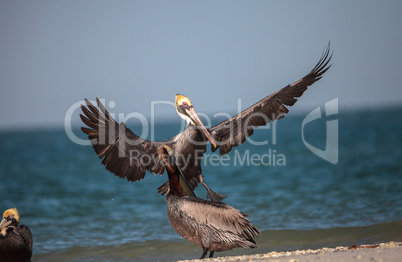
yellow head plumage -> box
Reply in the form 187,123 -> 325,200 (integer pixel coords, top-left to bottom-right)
175,94 -> 193,108
0,208 -> 20,229
175,94 -> 194,124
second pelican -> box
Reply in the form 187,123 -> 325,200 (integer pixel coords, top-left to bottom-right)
159,145 -> 260,259
0,208 -> 32,262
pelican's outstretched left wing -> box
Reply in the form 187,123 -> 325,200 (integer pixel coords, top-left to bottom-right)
80,98 -> 166,182
209,43 -> 332,155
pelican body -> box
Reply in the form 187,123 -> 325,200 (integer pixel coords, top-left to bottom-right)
159,145 -> 260,259
0,208 -> 32,262
80,44 -> 332,201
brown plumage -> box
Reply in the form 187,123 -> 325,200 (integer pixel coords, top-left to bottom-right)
159,145 -> 260,259
80,43 -> 332,201
0,208 -> 32,262
209,45 -> 332,155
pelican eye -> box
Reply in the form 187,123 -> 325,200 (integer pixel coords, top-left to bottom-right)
9,214 -> 14,219
182,102 -> 189,107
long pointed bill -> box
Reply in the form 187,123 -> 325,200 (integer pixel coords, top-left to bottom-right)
162,147 -> 196,198
0,218 -> 12,229
178,169 -> 196,198
186,107 -> 217,148
168,152 -> 196,198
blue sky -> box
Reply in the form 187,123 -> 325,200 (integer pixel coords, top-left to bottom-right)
1,1 -> 401,129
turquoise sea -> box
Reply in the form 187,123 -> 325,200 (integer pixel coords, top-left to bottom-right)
1,107 -> 401,261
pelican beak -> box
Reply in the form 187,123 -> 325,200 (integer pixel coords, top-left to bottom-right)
185,107 -> 217,148
177,166 -> 196,198
0,217 -> 13,229
163,145 -> 196,197
159,145 -> 196,198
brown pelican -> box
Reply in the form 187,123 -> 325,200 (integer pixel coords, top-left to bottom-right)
159,145 -> 260,259
80,44 -> 332,201
0,208 -> 32,262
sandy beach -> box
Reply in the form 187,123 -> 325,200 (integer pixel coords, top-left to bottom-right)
177,242 -> 402,262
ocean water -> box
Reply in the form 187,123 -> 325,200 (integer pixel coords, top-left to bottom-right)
0,107 -> 401,261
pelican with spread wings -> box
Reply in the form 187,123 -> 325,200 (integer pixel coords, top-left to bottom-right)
80,44 -> 332,201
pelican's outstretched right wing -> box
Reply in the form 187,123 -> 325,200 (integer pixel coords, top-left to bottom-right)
209,43 -> 332,155
80,98 -> 166,182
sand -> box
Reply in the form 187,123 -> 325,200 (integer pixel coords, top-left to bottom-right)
177,241 -> 402,262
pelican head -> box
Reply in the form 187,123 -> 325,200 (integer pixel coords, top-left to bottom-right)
158,145 -> 174,161
158,145 -> 176,169
0,208 -> 20,229
162,144 -> 174,156
175,94 -> 217,148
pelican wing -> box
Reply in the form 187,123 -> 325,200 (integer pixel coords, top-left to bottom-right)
81,98 -> 166,182
181,197 -> 260,240
209,43 -> 332,155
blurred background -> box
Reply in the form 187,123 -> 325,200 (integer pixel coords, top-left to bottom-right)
1,0 -> 401,129
1,1 -> 401,261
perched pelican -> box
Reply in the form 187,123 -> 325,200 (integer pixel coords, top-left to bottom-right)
159,145 -> 260,259
80,44 -> 332,201
0,208 -> 32,262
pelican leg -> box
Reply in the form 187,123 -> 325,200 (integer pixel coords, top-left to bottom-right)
200,247 -> 209,259
209,251 -> 215,258
199,175 -> 226,202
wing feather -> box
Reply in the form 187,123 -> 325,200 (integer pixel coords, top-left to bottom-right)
180,198 -> 260,240
209,43 -> 332,155
80,98 -> 166,182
